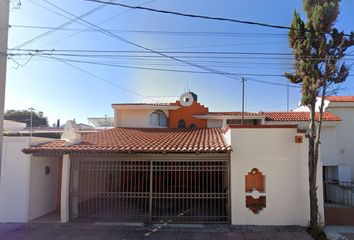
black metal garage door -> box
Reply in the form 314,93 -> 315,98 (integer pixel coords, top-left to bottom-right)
69,158 -> 230,223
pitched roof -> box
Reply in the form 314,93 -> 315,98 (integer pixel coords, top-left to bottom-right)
263,112 -> 341,122
198,111 -> 341,122
23,128 -> 231,154
325,96 -> 354,102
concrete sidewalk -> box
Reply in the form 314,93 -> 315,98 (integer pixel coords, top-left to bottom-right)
0,223 -> 314,240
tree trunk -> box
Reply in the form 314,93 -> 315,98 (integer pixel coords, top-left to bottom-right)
308,98 -> 319,230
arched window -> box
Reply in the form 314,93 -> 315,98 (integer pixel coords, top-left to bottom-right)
150,110 -> 168,127
178,119 -> 186,129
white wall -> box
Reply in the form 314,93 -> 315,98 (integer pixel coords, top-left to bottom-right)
320,126 -> 338,166
28,155 -> 59,221
0,137 -> 55,223
0,137 -> 30,222
115,109 -> 169,128
207,119 -> 223,128
228,127 -> 324,226
329,107 -> 354,181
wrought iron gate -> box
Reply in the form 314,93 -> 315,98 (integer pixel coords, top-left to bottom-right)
70,158 -> 230,223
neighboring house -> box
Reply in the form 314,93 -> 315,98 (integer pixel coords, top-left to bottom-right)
293,96 -> 354,183
3,120 -> 26,133
5,92 -> 329,226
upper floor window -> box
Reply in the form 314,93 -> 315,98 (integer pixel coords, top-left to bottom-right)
150,110 -> 168,127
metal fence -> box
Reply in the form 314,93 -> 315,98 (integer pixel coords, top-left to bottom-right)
69,158 -> 230,223
324,182 -> 354,208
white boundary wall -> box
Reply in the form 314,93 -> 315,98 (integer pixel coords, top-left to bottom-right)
0,137 -> 59,223
228,127 -> 324,226
0,137 -> 31,222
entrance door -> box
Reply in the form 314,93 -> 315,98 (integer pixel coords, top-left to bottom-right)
69,158 -> 229,223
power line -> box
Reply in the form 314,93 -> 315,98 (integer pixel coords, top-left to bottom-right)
8,52 -> 354,61
9,48 -> 354,57
12,0 -> 113,49
39,0 -> 245,83
31,0 -> 158,48
37,55 -> 302,88
8,24 -> 292,37
84,0 -> 353,37
45,55 -> 145,97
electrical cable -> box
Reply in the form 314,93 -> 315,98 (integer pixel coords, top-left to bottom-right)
12,0 -> 115,49
39,0 -> 245,83
84,0 -> 353,37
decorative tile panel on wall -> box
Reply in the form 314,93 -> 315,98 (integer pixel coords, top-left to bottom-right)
245,168 -> 266,214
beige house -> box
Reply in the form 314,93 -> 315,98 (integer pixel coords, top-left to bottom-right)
6,92 -> 351,225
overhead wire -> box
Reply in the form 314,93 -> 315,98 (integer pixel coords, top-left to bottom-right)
8,24 -> 293,37
37,55 -> 302,88
32,0 -> 158,48
9,1 -> 352,92
9,48 -> 354,57
84,0 -> 353,37
8,52 -> 354,61
38,0 -> 245,84
13,0 -> 115,49
43,55 -> 145,97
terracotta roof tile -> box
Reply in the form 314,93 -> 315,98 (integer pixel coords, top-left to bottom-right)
263,112 -> 341,122
202,111 -> 340,122
325,96 -> 354,102
23,128 -> 231,154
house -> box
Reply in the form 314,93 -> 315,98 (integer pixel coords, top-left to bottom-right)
3,91 -> 347,225
293,96 -> 354,183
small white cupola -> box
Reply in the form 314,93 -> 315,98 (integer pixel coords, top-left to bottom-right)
61,120 -> 81,145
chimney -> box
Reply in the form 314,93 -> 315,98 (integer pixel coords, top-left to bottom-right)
61,120 -> 81,145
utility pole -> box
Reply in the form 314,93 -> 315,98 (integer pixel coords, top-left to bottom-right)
0,0 -> 10,182
29,107 -> 34,139
241,78 -> 246,125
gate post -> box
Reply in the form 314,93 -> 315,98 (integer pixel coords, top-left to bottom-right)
149,160 -> 153,222
61,154 -> 71,223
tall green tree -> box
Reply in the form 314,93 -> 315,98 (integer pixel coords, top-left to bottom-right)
5,109 -> 48,127
285,0 -> 354,232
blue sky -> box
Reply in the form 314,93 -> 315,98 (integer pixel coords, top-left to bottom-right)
5,0 -> 354,125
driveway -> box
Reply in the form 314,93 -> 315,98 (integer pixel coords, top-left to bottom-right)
0,223 -> 314,240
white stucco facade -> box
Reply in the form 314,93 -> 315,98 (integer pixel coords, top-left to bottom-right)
114,109 -> 170,128
0,137 -> 31,222
28,155 -> 59,221
227,127 -> 324,226
293,98 -> 354,182
327,107 -> 354,181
